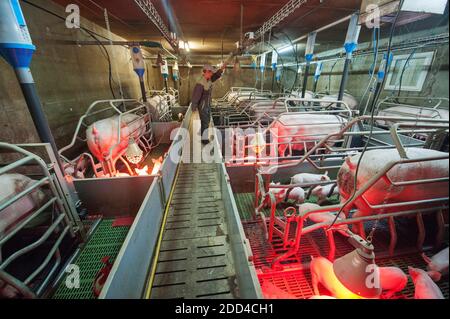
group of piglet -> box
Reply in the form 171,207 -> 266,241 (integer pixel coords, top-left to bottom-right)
265,171 -> 448,299
267,172 -> 344,235
268,171 -> 338,207
310,247 -> 448,299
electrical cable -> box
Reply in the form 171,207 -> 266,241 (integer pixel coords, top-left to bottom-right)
327,0 -> 405,232
264,41 -> 287,91
396,48 -> 417,98
328,59 -> 339,94
279,30 -> 300,92
21,0 -> 116,42
21,0 -> 121,99
81,28 -> 118,99
361,27 -> 380,115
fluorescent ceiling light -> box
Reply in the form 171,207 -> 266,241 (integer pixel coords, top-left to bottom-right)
402,0 -> 448,14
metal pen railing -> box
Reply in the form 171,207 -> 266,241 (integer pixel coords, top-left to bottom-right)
59,99 -> 153,177
250,118 -> 448,268
0,142 -> 82,298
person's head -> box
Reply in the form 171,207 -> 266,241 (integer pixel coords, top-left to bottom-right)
202,64 -> 214,80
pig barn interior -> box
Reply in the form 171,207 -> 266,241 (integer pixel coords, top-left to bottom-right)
0,0 -> 449,301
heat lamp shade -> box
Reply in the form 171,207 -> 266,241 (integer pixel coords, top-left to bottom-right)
333,249 -> 382,299
125,139 -> 144,164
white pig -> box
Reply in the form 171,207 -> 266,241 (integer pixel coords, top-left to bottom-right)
311,184 -> 339,201
310,256 -> 365,299
271,114 -> 347,157
422,247 -> 449,282
320,93 -> 358,110
0,174 -> 47,237
298,203 -> 322,214
291,172 -> 330,185
408,267 -> 444,299
268,183 -> 305,205
378,267 -> 408,299
307,211 -> 350,237
86,113 -> 146,163
310,257 -> 407,299
300,203 -> 348,236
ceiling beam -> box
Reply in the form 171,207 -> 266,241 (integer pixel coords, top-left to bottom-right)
254,0 -> 308,40
133,0 -> 178,50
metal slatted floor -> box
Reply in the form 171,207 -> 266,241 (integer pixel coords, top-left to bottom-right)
150,163 -> 239,299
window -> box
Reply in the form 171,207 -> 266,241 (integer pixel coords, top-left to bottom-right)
384,51 -> 435,92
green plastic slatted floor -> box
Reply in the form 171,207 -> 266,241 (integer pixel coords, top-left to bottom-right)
52,219 -> 130,299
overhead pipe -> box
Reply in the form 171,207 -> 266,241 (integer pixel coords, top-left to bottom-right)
301,32 -> 316,98
338,13 -> 361,101
258,14 -> 353,57
0,0 -> 59,162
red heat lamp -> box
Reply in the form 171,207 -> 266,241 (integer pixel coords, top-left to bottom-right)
333,234 -> 382,299
251,133 -> 266,155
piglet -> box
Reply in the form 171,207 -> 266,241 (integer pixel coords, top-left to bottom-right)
378,267 -> 408,299
261,280 -> 297,299
291,172 -> 330,185
268,183 -> 305,205
310,256 -> 406,299
422,247 -> 449,282
300,204 -> 349,237
310,184 -> 339,201
310,256 -> 364,299
409,267 -> 444,299
288,187 -> 306,205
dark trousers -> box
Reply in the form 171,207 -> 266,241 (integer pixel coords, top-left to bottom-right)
199,105 -> 211,140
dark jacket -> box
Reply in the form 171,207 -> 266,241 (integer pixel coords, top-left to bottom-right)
191,69 -> 223,111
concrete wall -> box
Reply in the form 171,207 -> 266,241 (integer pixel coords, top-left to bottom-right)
0,0 -> 144,148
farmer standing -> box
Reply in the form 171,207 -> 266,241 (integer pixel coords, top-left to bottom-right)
191,63 -> 226,144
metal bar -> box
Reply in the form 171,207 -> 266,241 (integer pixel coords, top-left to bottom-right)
24,226 -> 70,285
0,214 -> 66,270
0,155 -> 33,175
416,213 -> 425,252
0,177 -> 49,212
0,270 -> 36,299
388,216 -> 397,256
254,0 -> 308,40
133,0 -> 178,50
258,14 -> 353,57
300,206 -> 447,235
435,210 -> 445,248
0,197 -> 57,246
